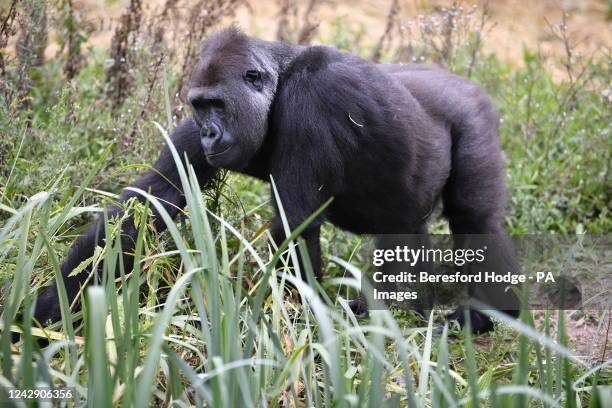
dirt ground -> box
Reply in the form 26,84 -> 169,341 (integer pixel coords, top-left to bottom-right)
540,310 -> 611,364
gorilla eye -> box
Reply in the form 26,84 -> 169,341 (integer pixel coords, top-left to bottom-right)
244,70 -> 263,91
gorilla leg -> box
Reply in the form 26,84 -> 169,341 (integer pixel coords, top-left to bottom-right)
33,119 -> 217,326
349,225 -> 433,318
442,109 -> 519,333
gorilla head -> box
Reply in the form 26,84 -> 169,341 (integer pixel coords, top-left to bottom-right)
187,28 -> 283,170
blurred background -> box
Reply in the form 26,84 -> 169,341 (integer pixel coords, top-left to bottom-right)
69,0 -> 611,72
3,0 -> 611,103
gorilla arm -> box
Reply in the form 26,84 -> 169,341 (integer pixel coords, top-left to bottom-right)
34,118 -> 218,325
266,48 -> 373,281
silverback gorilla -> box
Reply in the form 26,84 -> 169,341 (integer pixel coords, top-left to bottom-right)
34,27 -> 518,332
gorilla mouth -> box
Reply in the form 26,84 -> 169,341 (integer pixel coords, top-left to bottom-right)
206,146 -> 232,158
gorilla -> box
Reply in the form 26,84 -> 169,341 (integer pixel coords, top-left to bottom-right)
33,27 -> 517,332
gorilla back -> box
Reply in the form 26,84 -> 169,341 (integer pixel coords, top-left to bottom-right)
33,27 -> 516,333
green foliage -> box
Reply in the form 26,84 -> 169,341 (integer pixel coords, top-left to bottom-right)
492,54 -> 611,235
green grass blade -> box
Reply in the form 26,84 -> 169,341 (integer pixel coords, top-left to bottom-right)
86,286 -> 112,407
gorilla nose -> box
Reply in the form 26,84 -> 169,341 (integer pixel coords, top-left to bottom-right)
201,121 -> 222,140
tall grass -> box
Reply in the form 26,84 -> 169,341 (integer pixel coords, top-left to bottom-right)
0,124 -> 609,407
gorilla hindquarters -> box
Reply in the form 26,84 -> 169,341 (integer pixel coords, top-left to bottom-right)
33,27 -> 518,333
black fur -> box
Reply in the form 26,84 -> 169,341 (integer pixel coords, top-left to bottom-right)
33,27 -> 517,332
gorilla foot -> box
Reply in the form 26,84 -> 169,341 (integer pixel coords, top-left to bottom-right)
348,296 -> 369,318
346,300 -> 497,335
446,308 -> 495,334
33,284 -> 65,327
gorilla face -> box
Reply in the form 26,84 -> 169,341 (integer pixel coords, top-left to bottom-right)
187,28 -> 279,170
